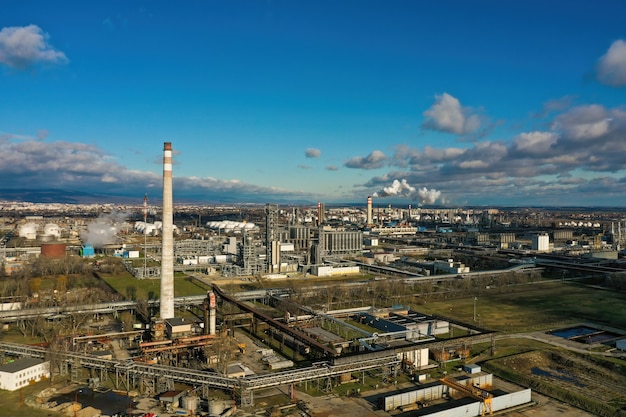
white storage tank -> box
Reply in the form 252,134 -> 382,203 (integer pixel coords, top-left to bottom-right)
208,399 -> 227,416
181,395 -> 199,413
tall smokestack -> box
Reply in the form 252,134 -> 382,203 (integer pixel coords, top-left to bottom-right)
367,196 -> 373,226
160,142 -> 175,319
209,291 -> 216,336
203,290 -> 217,336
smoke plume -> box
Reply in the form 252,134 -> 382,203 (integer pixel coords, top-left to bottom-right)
80,211 -> 129,248
373,179 -> 443,205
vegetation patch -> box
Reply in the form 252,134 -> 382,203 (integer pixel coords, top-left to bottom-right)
483,349 -> 626,416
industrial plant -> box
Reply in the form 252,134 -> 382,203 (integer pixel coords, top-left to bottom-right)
1,142 -> 626,416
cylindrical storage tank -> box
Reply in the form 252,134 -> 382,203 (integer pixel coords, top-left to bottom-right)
41,243 -> 67,258
181,395 -> 198,413
38,234 -> 54,242
339,373 -> 352,383
208,400 -> 226,416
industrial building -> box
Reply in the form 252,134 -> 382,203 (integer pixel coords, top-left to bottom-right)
0,357 -> 49,391
382,372 -> 532,416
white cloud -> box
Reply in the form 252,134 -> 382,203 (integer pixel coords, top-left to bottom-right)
422,93 -> 481,135
597,39 -> 626,87
305,148 -> 321,158
514,131 -> 558,154
0,136 -> 314,202
458,160 -> 489,169
0,25 -> 68,69
422,146 -> 465,162
553,105 -> 610,140
344,150 -> 387,170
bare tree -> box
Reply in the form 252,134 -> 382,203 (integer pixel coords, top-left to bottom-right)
203,331 -> 239,374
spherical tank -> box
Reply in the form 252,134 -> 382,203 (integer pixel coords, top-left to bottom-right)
19,223 -> 38,239
41,243 -> 67,258
43,223 -> 61,237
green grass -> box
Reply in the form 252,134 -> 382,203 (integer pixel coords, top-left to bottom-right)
0,381 -> 62,417
99,274 -> 207,299
414,281 -> 626,332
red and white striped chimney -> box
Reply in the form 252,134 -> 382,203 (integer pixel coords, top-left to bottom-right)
160,142 -> 175,319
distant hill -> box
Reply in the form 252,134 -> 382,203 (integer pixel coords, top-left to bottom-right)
0,188 -> 312,205
0,189 -> 139,204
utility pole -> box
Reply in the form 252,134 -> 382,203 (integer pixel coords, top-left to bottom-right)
473,297 -> 477,322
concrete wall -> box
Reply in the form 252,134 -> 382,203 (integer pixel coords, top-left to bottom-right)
383,374 -> 494,412
492,389 -> 532,412
384,385 -> 445,411
385,387 -> 531,415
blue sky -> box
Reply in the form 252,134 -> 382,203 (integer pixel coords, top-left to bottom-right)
2,1 -> 626,206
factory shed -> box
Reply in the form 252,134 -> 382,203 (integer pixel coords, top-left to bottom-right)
166,317 -> 192,338
0,357 -> 49,391
463,364 -> 481,374
80,245 -> 95,258
357,307 -> 449,338
159,390 -> 185,407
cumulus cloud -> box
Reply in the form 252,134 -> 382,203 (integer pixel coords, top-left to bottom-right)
0,135 -> 315,202
325,165 -> 339,171
534,96 -> 576,118
344,150 -> 387,170
513,131 -> 558,154
0,25 -> 68,69
553,105 -> 611,141
305,148 -> 321,158
596,39 -> 626,87
377,102 -> 626,205
422,93 -> 481,135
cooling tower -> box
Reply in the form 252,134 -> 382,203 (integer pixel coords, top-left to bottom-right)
160,142 -> 175,319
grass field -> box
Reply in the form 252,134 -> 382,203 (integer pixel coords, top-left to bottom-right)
412,280 -> 626,332
99,272 -> 208,299
0,380 -> 62,417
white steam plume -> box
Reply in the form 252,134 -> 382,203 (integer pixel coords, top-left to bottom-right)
373,178 -> 443,205
372,179 -> 415,197
417,187 -> 442,205
80,211 -> 129,248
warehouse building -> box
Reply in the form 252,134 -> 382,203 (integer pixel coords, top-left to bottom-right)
0,357 -> 49,391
